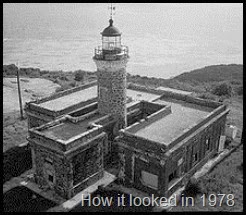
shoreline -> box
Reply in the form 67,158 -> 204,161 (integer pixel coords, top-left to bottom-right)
3,63 -> 243,90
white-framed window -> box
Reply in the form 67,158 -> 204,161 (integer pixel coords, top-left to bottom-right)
168,169 -> 177,182
192,152 -> 198,163
140,170 -> 158,190
178,157 -> 184,166
206,138 -> 211,151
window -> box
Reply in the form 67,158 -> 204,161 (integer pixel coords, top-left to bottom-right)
206,138 -> 211,151
192,152 -> 198,163
48,174 -> 54,183
141,171 -> 158,190
178,158 -> 184,166
177,158 -> 185,176
168,170 -> 177,182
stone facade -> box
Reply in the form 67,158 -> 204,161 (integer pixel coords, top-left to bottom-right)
25,81 -> 98,129
27,80 -> 230,200
28,120 -> 106,199
116,100 -> 229,198
94,58 -> 128,130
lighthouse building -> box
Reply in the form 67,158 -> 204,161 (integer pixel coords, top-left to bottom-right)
94,18 -> 129,130
26,15 -> 229,200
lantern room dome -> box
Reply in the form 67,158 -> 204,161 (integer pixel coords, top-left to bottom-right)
101,19 -> 121,37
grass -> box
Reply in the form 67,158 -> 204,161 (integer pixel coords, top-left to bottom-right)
3,145 -> 32,184
3,112 -> 28,152
171,144 -> 243,212
3,186 -> 57,212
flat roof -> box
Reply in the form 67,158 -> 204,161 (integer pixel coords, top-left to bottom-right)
38,85 -> 98,111
127,89 -> 160,103
41,113 -> 104,141
36,85 -> 162,141
36,85 -> 160,111
156,86 -> 192,95
133,98 -> 214,146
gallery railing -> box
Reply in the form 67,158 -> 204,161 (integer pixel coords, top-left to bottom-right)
94,45 -> 129,61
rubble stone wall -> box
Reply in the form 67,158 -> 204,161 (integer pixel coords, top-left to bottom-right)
29,131 -> 106,199
25,82 -> 98,128
94,59 -> 128,129
30,142 -> 72,198
116,106 -> 228,197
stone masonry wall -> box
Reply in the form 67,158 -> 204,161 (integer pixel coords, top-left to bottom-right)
30,142 -> 72,198
116,105 -> 229,197
94,59 -> 128,129
30,133 -> 105,199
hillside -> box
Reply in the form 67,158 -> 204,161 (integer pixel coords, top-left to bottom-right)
171,64 -> 243,83
127,64 -> 243,98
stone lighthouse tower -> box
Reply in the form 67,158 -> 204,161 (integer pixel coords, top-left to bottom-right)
93,16 -> 129,129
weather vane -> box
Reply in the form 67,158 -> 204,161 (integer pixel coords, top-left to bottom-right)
108,3 -> 116,20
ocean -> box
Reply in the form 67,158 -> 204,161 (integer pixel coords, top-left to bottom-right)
3,3 -> 243,79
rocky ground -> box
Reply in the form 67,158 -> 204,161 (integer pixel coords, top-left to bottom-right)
3,77 -> 60,114
3,77 -> 60,152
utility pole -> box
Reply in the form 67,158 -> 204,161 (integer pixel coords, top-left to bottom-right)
16,63 -> 24,120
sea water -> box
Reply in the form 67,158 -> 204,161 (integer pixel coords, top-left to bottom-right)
3,3 -> 243,79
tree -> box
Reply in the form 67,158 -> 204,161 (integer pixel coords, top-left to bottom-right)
212,82 -> 232,97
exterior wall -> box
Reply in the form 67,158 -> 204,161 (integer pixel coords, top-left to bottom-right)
25,81 -> 97,129
28,115 -> 50,129
70,134 -> 105,195
116,131 -> 164,193
26,97 -> 97,129
116,105 -> 229,198
164,114 -> 227,197
117,141 -> 165,195
30,142 -> 73,198
29,130 -> 106,199
94,58 -> 128,129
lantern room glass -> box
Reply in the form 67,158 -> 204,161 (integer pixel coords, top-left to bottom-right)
102,36 -> 121,51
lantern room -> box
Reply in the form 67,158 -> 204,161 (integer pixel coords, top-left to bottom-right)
94,19 -> 129,61
101,19 -> 121,52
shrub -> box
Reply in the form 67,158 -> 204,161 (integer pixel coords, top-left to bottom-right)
183,177 -> 202,197
212,82 -> 232,97
235,86 -> 243,96
69,81 -> 76,88
59,75 -> 69,81
3,64 -> 18,76
24,68 -> 40,77
53,78 -> 60,84
230,80 -> 242,85
55,84 -> 71,92
198,93 -> 216,101
74,70 -> 85,82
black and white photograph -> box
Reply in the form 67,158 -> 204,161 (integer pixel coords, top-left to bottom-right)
3,3 -> 243,212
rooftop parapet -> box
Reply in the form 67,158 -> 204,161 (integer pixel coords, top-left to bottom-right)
28,113 -> 106,153
118,93 -> 228,151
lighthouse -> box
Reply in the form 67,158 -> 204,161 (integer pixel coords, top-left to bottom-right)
93,12 -> 129,130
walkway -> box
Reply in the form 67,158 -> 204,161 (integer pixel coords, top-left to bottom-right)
48,171 -> 116,212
